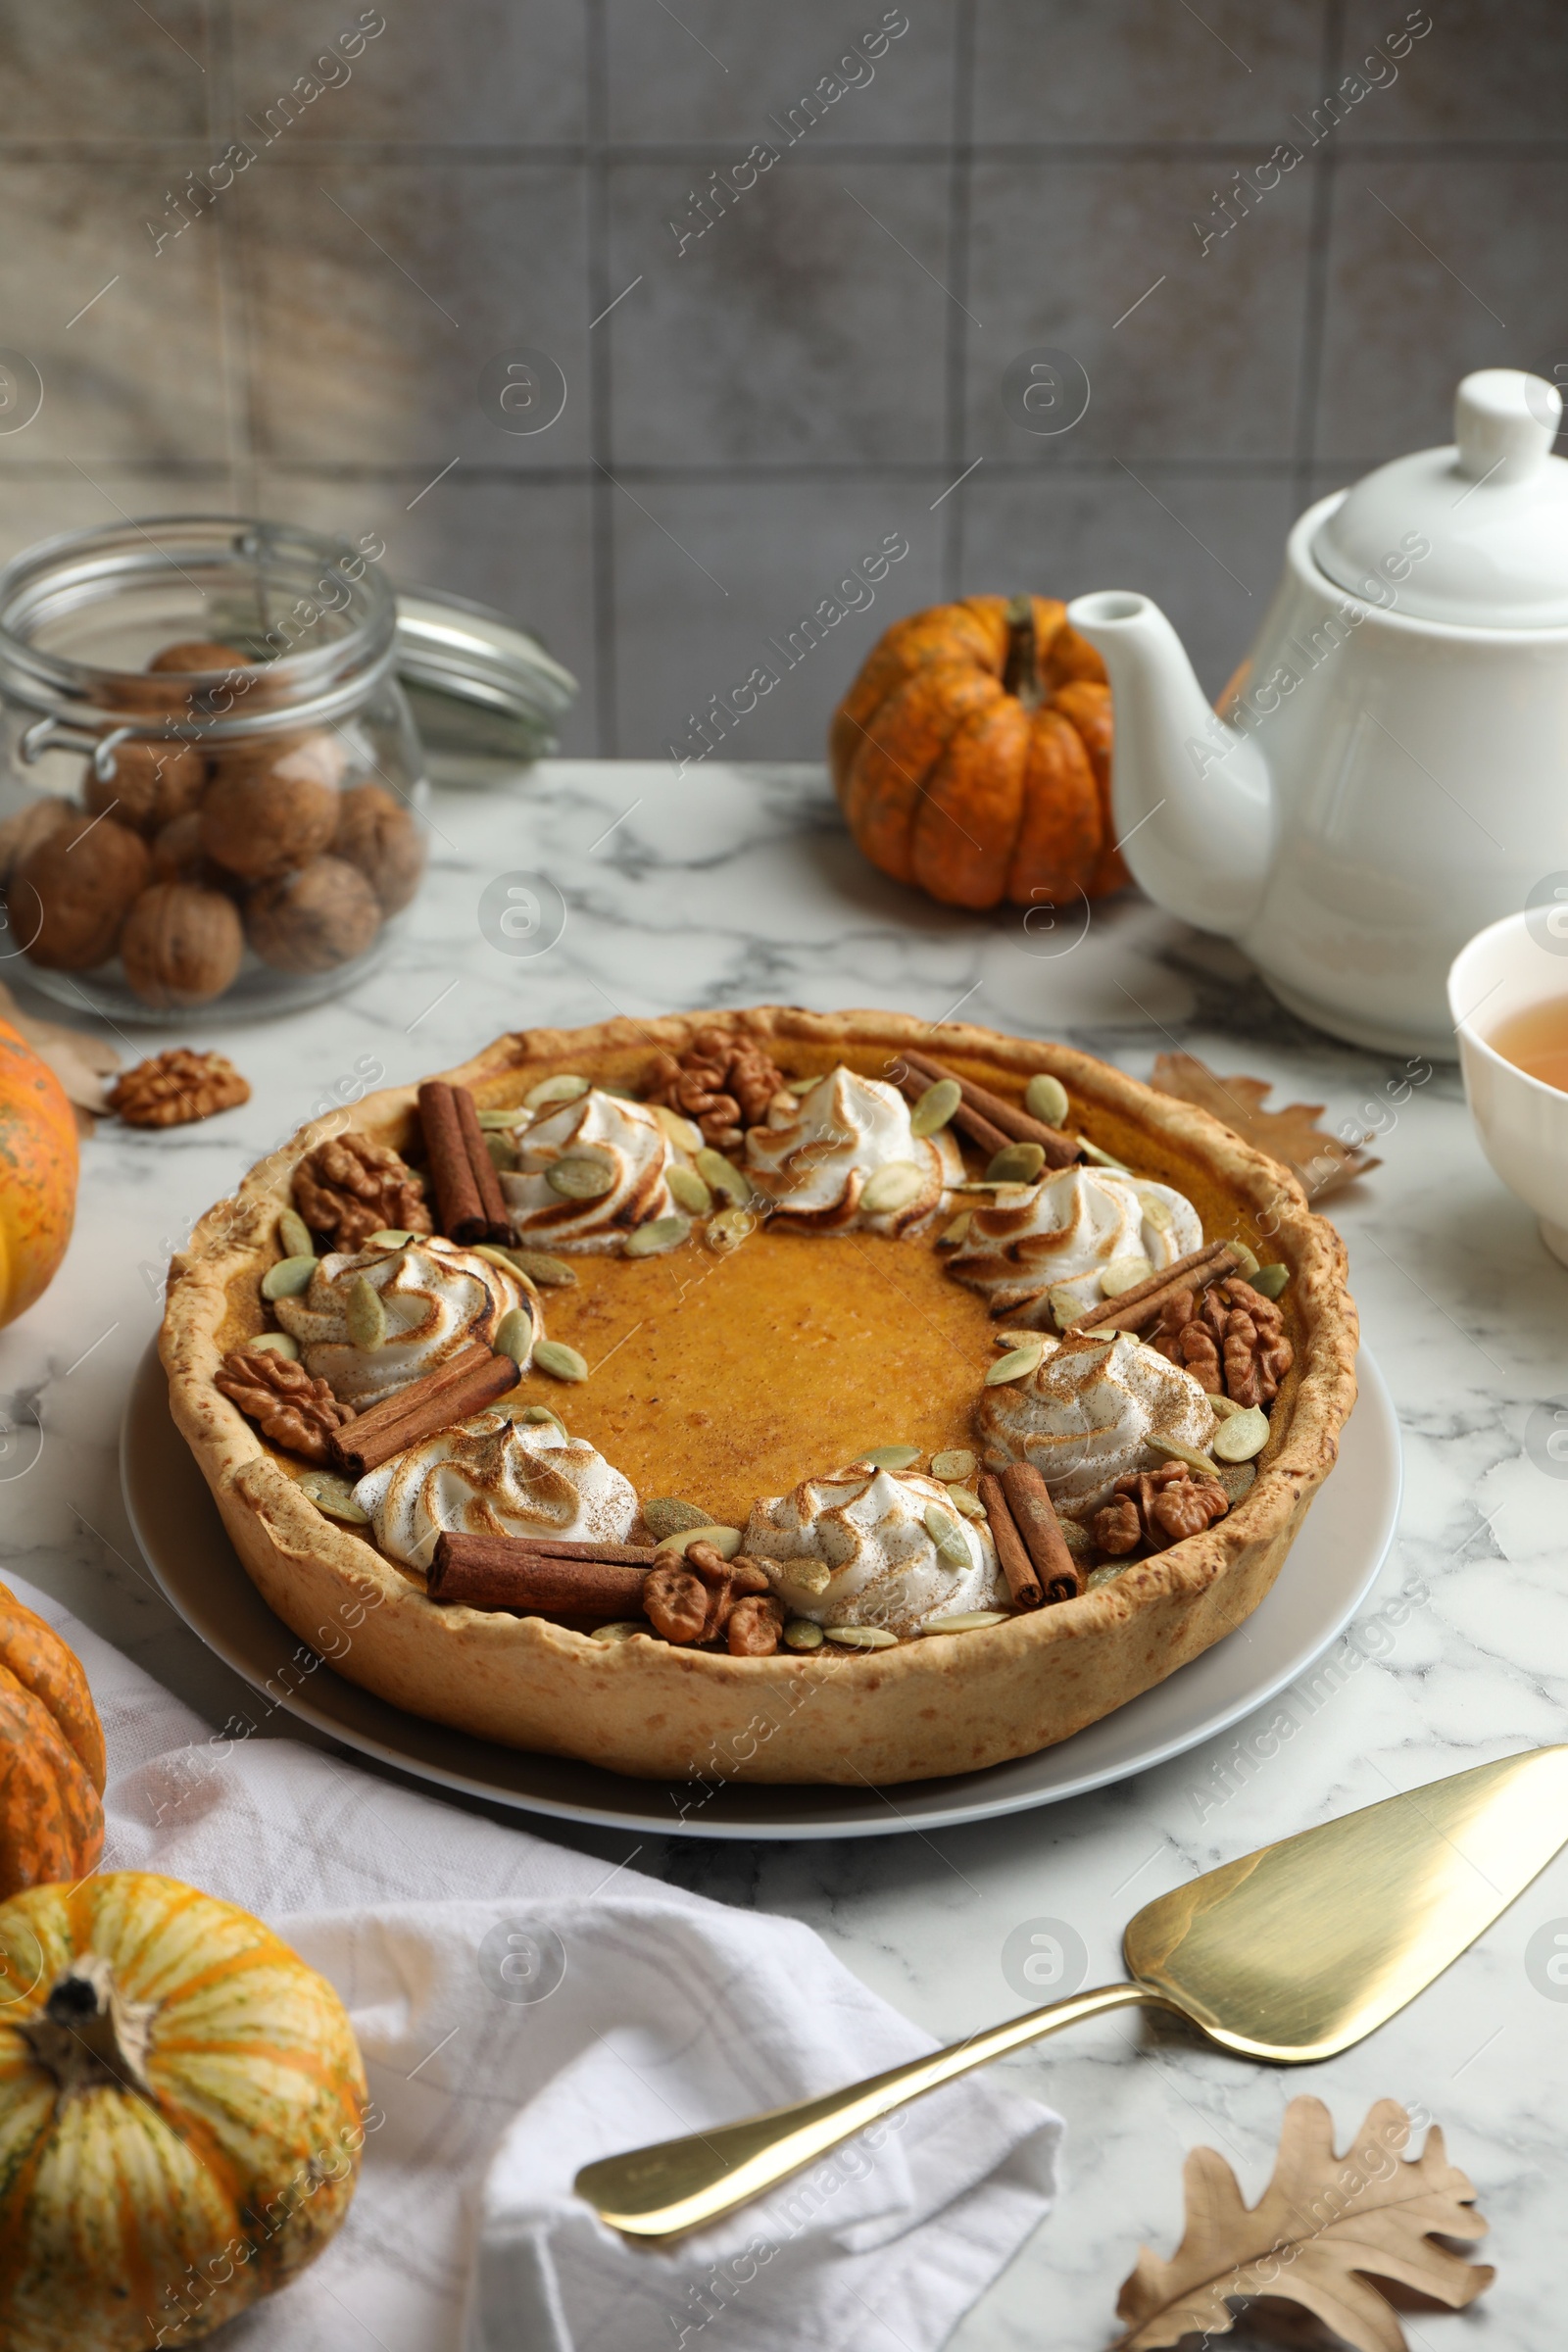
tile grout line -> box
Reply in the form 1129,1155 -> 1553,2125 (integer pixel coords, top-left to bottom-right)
1290,0 -> 1347,514
204,0 -> 260,517
585,0 -> 617,757
940,0 -> 977,599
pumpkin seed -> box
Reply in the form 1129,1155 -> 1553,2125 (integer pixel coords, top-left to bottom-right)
1212,1404 -> 1268,1462
655,1523 -> 742,1560
533,1339 -> 588,1384
786,1075 -> 821,1096
923,1503 -> 972,1568
277,1206 -> 314,1260
248,1331 -> 300,1362
986,1339 -> 1046,1385
1086,1562 -> 1131,1591
1149,1435 -> 1219,1476
1215,1458 -> 1257,1505
931,1447 -> 976,1481
262,1253 -> 318,1300
909,1077 -> 961,1138
995,1327 -> 1046,1349
494,1306 -> 534,1365
299,1472 -> 369,1525
477,1107 -> 527,1131
345,1274 -> 386,1350
1140,1192 -> 1173,1235
1209,1393 -> 1246,1420
923,1609 -> 1010,1635
786,1558 -> 832,1595
945,1483 -> 986,1519
600,1084 -> 638,1101
1229,1236 -> 1261,1277
783,1618 -> 824,1650
484,1131 -> 518,1173
860,1159 -> 926,1216
366,1228 -> 414,1250
474,1244 -> 523,1280
696,1147 -> 751,1206
650,1102 -> 704,1152
1056,1517 -> 1095,1560
706,1205 -> 756,1252
1249,1260 -> 1290,1300
509,1250 -> 578,1289
589,1620 -> 645,1644
643,1496 -> 713,1542
624,1214 -> 691,1258
1025,1073 -> 1069,1127
508,1401 -> 567,1438
666,1165 -> 713,1216
548,1152 -> 615,1200
525,1073 -> 590,1110
1078,1138 -> 1129,1171
1100,1254 -> 1154,1298
825,1624 -> 899,1649
1049,1282 -> 1090,1332
986,1141 -> 1046,1186
863,1444 -> 920,1472
936,1210 -> 972,1249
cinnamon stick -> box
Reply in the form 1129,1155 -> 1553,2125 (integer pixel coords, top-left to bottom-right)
329,1348 -> 518,1478
894,1064 -> 1010,1159
497,1535 -> 661,1568
454,1084 -> 516,1246
429,1533 -> 648,1618
1069,1241 -> 1239,1336
418,1081 -> 487,1246
902,1048 -> 1082,1169
1001,1461 -> 1083,1604
341,1341 -> 498,1442
978,1471 -> 1043,1610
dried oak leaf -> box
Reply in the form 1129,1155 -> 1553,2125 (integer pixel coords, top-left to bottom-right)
1115,2096 -> 1492,2352
0,979 -> 119,1134
1151,1052 -> 1379,1202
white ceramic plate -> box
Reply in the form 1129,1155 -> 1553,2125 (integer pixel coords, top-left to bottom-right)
122,1342 -> 1400,1841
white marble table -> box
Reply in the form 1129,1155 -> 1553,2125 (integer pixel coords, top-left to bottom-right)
9,759 -> 1566,2349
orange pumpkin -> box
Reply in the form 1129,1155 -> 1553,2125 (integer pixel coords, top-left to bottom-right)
0,1579 -> 105,1898
0,1018 -> 77,1328
831,594 -> 1125,910
0,1873 -> 368,2350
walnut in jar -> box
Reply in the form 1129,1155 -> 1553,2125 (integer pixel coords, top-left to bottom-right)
82,739 -> 207,834
10,813 -> 150,969
245,855 -> 380,974
330,781 -> 425,914
120,881 -> 245,1008
200,754 -> 341,882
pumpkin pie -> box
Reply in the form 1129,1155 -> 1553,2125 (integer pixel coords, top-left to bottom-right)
160,1008 -> 1357,1786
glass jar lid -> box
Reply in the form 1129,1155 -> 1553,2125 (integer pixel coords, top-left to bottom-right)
394,585 -> 577,763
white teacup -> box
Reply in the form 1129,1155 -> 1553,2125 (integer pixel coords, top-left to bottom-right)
1449,908 -> 1568,1265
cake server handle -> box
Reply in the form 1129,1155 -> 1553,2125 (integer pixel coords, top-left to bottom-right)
574,1980 -> 1163,2239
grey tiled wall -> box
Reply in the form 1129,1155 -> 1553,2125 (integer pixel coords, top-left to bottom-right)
1,0 -> 1562,758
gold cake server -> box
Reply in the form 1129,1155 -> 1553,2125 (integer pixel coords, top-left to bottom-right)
577,1745 -> 1568,2238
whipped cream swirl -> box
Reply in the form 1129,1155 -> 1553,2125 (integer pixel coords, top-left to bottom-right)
501,1089 -> 677,1252
744,1462 -> 1004,1636
273,1236 -> 534,1409
978,1329 -> 1215,1519
743,1067 -> 962,1235
950,1166 -> 1201,1319
355,1410 -> 638,1571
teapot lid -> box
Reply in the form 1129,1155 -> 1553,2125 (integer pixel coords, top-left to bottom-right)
1311,370 -> 1568,628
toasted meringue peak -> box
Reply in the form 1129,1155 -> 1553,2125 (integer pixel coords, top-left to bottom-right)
978,1328 -> 1215,1518
274,1235 -> 534,1409
744,1461 -> 1004,1636
949,1165 -> 1201,1316
355,1411 -> 638,1570
743,1065 -> 962,1235
500,1089 -> 676,1252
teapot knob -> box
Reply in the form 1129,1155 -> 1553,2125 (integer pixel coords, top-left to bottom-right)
1454,368 -> 1561,482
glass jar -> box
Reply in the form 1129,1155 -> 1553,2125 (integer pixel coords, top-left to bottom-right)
0,515 -> 428,1023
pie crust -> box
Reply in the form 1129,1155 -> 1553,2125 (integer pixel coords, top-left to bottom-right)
160,1007 -> 1358,1786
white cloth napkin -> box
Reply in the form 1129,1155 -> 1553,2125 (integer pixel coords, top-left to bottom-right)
11,1577 -> 1063,2351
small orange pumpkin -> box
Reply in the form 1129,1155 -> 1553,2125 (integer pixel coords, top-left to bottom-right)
0,1578 -> 106,1899
831,594 -> 1125,910
0,1873 -> 368,2349
0,1017 -> 77,1328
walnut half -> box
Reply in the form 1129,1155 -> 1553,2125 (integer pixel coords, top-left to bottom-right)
215,1348 -> 356,1464
293,1131 -> 433,1251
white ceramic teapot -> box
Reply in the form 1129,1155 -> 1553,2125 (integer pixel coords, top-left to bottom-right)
1066,369 -> 1568,1055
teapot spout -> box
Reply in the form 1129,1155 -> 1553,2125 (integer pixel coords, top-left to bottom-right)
1066,592 -> 1271,937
